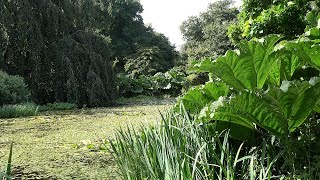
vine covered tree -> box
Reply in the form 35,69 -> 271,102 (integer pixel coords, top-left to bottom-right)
228,0 -> 319,43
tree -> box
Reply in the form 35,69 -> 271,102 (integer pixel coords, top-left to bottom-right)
124,32 -> 178,77
0,0 -> 177,105
180,0 -> 239,61
0,0 -> 116,106
108,0 -> 177,74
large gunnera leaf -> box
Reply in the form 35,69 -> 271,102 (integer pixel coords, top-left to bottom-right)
286,40 -> 320,70
177,82 -> 229,114
267,49 -> 301,85
191,35 -> 283,91
202,79 -> 320,139
305,10 -> 320,39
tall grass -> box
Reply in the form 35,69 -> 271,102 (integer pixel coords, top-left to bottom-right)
0,142 -> 13,180
109,106 -> 282,180
0,103 -> 38,119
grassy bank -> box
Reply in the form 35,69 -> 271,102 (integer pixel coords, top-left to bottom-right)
0,98 -> 174,179
0,103 -> 38,119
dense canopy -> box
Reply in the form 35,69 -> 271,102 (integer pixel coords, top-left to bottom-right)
0,0 -> 177,106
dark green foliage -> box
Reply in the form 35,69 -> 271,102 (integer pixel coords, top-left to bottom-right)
124,47 -> 163,78
50,31 -> 116,107
0,71 -> 30,106
109,0 -> 177,75
114,32 -> 177,76
180,0 -> 239,60
139,32 -> 177,72
86,69 -> 110,107
0,103 -> 38,119
0,0 -> 177,105
0,0 -> 116,107
39,102 -> 77,112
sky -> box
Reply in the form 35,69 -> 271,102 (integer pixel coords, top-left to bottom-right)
140,0 -> 242,49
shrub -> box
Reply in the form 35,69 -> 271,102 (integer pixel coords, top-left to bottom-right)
0,71 -> 30,106
0,103 -> 38,119
117,67 -> 186,97
39,102 -> 77,112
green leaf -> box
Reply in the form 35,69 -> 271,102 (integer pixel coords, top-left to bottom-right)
279,52 -> 301,80
191,35 -> 283,91
267,56 -> 281,86
213,91 -> 287,137
268,80 -> 320,132
202,80 -> 320,139
178,82 -> 229,114
313,103 -> 320,113
286,41 -> 320,70
269,81 -> 310,122
191,52 -> 247,91
179,87 -> 211,114
215,122 -> 257,143
306,11 -> 319,28
190,58 -> 216,74
305,10 -> 320,31
267,50 -> 301,85
289,80 -> 320,130
303,44 -> 320,69
239,34 -> 283,89
202,82 -> 229,100
306,27 -> 320,39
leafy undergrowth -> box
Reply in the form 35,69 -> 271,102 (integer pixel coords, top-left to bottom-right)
0,98 -> 174,179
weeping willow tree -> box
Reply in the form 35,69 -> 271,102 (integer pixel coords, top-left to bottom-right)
0,0 -> 115,107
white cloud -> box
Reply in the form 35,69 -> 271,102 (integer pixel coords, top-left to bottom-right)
140,0 -> 242,49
